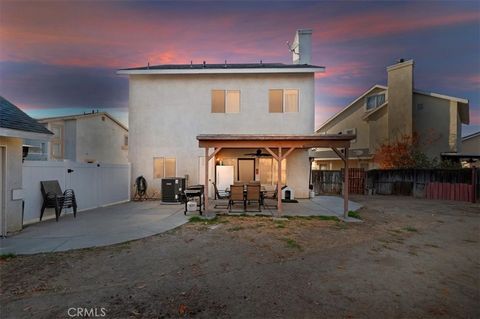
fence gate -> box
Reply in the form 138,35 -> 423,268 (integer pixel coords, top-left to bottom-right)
312,168 -> 365,195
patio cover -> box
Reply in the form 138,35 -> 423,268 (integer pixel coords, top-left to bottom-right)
197,134 -> 356,218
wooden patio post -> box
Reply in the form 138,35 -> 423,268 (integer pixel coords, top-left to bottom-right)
204,147 -> 209,214
344,147 -> 349,219
277,147 -> 282,215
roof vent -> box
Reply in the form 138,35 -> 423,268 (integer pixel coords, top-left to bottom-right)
398,58 -> 405,63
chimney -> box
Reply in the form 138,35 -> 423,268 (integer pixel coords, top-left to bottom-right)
291,29 -> 312,65
386,59 -> 414,142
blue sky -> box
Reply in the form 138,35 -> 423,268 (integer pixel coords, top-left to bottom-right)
0,0 -> 479,135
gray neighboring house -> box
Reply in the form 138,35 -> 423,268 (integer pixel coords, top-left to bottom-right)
0,96 -> 53,235
25,112 -> 129,165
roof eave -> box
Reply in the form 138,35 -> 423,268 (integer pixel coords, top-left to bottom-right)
0,127 -> 53,141
117,67 -> 325,75
316,84 -> 387,131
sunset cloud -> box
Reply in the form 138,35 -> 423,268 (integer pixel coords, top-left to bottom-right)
0,1 -> 478,135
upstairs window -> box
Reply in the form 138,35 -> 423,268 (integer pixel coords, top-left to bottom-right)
366,93 -> 385,111
269,89 -> 299,113
211,90 -> 240,113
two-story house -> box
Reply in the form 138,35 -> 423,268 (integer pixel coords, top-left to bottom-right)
24,111 -> 129,164
313,59 -> 470,170
118,29 -> 325,198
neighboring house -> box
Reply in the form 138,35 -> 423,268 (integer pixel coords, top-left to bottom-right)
461,131 -> 480,155
0,96 -> 53,235
118,29 -> 325,198
313,59 -> 470,170
25,112 -> 129,165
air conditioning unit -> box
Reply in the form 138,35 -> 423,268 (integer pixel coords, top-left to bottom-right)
161,178 -> 185,202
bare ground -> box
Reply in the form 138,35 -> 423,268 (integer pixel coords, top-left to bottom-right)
1,196 -> 479,319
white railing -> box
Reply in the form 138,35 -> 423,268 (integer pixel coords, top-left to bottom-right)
22,160 -> 131,224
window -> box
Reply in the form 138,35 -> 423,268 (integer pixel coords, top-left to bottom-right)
124,135 -> 128,146
417,103 -> 424,111
211,90 -> 240,113
50,124 -> 63,160
366,93 -> 385,111
154,157 -> 176,179
269,89 -> 299,113
284,89 -> 299,112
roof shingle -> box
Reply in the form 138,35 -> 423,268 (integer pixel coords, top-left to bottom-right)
0,96 -> 53,135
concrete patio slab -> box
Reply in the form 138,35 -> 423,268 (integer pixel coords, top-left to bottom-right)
0,201 -> 189,255
0,195 -> 361,255
215,195 -> 362,217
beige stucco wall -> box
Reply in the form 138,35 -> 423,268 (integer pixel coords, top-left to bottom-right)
76,116 -> 128,164
0,136 -> 23,233
317,86 -> 386,151
462,135 -> 480,154
367,106 -> 389,152
412,94 -> 460,159
128,73 -> 315,198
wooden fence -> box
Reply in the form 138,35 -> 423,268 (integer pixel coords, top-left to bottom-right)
366,168 -> 479,202
312,168 -> 365,195
312,168 -> 479,203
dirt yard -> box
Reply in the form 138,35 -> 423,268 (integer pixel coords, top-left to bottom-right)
1,196 -> 479,318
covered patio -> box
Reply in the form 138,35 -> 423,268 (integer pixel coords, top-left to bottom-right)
197,134 -> 356,218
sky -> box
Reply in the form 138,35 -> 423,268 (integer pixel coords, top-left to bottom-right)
0,0 -> 479,136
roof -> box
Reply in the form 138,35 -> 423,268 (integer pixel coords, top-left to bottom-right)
316,85 -> 387,130
316,84 -> 470,131
38,112 -> 128,132
462,131 -> 480,141
118,62 -> 325,75
414,89 -> 469,124
0,96 -> 53,139
197,134 -> 355,149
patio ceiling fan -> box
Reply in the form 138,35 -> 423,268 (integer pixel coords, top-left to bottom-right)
244,149 -> 272,157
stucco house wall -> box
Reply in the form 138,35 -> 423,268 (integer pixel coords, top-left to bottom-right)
462,133 -> 480,154
128,73 -> 315,198
317,86 -> 387,150
76,115 -> 128,164
412,94 -> 460,158
0,136 -> 23,233
39,114 -> 128,164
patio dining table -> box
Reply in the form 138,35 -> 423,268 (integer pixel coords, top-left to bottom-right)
224,185 -> 268,205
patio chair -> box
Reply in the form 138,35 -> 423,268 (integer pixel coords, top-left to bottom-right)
212,182 -> 229,208
228,185 -> 245,212
246,184 -> 261,212
40,180 -> 77,222
263,184 -> 278,209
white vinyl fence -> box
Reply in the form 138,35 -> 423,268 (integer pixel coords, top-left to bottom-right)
22,160 -> 131,224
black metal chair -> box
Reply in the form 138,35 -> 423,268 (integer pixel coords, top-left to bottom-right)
40,180 -> 77,222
